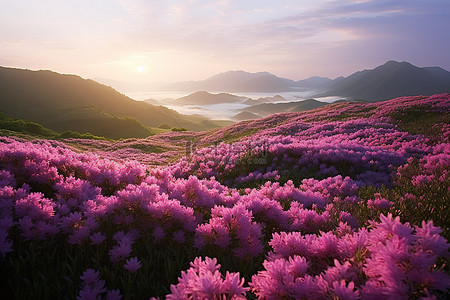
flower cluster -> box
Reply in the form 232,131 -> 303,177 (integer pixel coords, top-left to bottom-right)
250,214 -> 450,299
194,204 -> 264,259
1,94 -> 449,298
167,257 -> 249,299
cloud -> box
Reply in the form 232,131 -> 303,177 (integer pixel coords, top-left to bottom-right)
104,0 -> 450,79
1,0 -> 449,82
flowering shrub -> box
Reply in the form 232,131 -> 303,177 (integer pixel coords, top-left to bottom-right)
250,214 -> 450,299
194,204 -> 264,259
167,257 -> 249,299
0,94 -> 449,299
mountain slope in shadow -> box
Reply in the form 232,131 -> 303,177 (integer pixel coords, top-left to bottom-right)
0,67 -> 230,135
319,61 -> 450,101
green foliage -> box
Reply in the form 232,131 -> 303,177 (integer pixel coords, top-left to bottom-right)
390,105 -> 450,140
158,123 -> 171,129
0,113 -> 114,141
0,235 -> 197,299
59,130 -> 106,140
0,114 -> 58,138
358,182 -> 450,241
1,237 -> 85,299
51,115 -> 154,140
129,143 -> 168,154
171,127 -> 188,132
215,151 -> 275,189
220,128 -> 259,143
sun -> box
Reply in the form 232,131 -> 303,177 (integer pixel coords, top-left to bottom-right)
137,66 -> 145,73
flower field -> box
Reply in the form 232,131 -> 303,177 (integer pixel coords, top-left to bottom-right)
1,94 -> 449,299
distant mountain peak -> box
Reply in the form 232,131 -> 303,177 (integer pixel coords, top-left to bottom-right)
171,91 -> 246,105
207,70 -> 277,80
320,60 -> 450,101
190,90 -> 212,96
384,60 -> 401,65
380,60 -> 415,68
171,69 -> 296,93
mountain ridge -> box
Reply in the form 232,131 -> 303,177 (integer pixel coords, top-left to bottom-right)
318,61 -> 450,101
169,70 -> 298,93
163,61 -> 450,99
168,91 -> 247,105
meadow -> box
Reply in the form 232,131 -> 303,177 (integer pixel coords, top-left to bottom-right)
0,94 -> 449,299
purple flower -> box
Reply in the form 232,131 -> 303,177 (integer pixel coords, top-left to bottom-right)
78,269 -> 107,300
153,226 -> 165,241
172,230 -> 186,244
339,211 -> 359,229
106,289 -> 122,300
367,197 -> 393,210
90,232 -> 106,245
124,257 -> 142,273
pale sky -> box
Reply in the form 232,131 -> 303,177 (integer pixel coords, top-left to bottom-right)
1,0 -> 450,84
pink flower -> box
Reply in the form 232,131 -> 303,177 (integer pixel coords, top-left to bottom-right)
167,257 -> 248,299
331,280 -> 360,300
367,197 -> 393,210
194,204 -> 263,259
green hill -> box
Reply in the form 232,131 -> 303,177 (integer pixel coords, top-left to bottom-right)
0,67 -> 231,136
0,112 -> 112,140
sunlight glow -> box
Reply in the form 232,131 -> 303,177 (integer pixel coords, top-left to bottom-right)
1,0 -> 448,83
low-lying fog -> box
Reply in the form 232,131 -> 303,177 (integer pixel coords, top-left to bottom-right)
126,91 -> 346,120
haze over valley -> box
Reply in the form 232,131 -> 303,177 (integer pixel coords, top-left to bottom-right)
2,60 -> 450,131
97,60 -> 450,120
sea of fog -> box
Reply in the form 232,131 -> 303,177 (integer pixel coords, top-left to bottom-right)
125,91 -> 346,120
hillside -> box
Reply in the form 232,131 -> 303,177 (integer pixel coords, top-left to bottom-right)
242,95 -> 287,105
1,94 -> 449,299
0,112 -> 113,140
231,111 -> 261,121
296,76 -> 332,89
320,61 -> 450,101
0,67 -> 229,134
